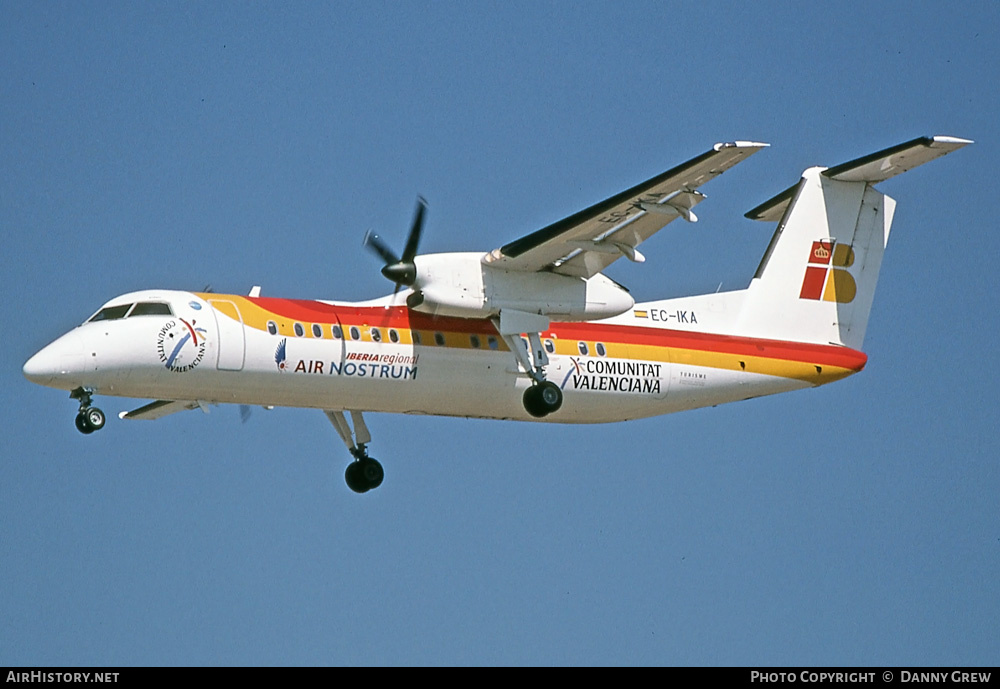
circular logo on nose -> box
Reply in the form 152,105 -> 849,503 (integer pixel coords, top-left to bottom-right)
156,319 -> 208,372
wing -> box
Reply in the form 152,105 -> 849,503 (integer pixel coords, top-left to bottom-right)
483,141 -> 768,278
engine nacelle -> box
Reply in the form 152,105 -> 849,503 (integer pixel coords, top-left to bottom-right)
408,253 -> 634,321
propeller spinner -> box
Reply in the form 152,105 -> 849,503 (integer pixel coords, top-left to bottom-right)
363,197 -> 427,294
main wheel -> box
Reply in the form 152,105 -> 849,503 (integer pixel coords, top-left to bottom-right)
345,462 -> 369,493
523,382 -> 563,418
523,385 -> 547,417
345,458 -> 384,493
359,457 -> 384,490
537,381 -> 563,413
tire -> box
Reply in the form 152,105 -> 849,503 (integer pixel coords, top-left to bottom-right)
538,382 -> 563,413
522,385 -> 548,418
85,407 -> 106,431
75,413 -> 94,435
345,462 -> 369,493
360,458 -> 384,490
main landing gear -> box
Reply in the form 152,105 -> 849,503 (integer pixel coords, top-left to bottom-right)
495,324 -> 564,419
344,449 -> 384,494
71,387 -> 106,435
325,410 -> 384,494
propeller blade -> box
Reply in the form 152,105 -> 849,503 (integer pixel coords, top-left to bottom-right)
363,230 -> 400,265
401,196 -> 426,262
363,196 -> 426,294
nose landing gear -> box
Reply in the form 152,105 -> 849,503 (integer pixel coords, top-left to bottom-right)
70,387 -> 106,434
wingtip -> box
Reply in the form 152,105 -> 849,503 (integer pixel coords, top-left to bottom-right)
930,135 -> 974,146
715,140 -> 770,151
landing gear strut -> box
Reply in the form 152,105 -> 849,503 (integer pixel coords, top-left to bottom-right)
71,387 -> 106,435
325,410 -> 384,493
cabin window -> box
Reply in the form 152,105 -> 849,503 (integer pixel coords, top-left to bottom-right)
312,324 -> 322,338
544,339 -> 555,353
389,329 -> 399,343
487,336 -> 499,350
434,332 -> 445,346
371,328 -> 382,343
332,324 -> 342,339
596,342 -> 606,356
294,322 -> 304,337
470,335 -> 481,349
267,321 -> 278,335
88,304 -> 133,322
578,341 -> 589,355
349,326 -> 360,341
413,331 -> 422,345
128,302 -> 173,317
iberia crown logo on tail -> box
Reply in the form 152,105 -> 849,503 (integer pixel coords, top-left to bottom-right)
799,240 -> 856,303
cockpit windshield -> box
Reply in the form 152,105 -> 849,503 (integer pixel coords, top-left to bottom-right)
87,301 -> 173,323
129,302 -> 173,317
88,304 -> 133,322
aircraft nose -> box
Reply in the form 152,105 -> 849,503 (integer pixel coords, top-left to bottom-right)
23,333 -> 88,388
23,344 -> 59,385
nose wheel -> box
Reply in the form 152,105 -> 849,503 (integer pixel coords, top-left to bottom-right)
70,387 -> 106,435
75,407 -> 106,434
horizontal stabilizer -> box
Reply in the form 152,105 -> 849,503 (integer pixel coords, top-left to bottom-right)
744,180 -> 801,223
746,136 -> 972,222
823,135 -> 972,183
119,399 -> 199,421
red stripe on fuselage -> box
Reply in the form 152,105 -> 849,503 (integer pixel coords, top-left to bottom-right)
246,298 -> 867,372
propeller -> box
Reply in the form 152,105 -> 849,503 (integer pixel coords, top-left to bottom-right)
363,197 -> 427,295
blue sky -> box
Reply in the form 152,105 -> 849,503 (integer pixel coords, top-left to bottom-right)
2,2 -> 997,666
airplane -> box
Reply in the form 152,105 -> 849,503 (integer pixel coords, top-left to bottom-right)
23,135 -> 971,493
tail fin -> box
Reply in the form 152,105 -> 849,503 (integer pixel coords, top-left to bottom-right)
736,136 -> 971,350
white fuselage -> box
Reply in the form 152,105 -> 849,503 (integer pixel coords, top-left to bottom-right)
23,289 -> 866,424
